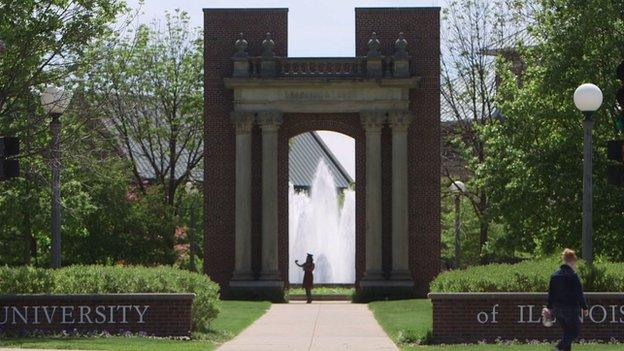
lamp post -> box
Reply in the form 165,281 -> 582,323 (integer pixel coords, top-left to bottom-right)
573,83 -> 603,266
41,85 -> 71,268
185,181 -> 199,272
449,180 -> 466,269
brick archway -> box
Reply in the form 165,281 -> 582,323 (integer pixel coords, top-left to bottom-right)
278,114 -> 365,286
203,7 -> 441,300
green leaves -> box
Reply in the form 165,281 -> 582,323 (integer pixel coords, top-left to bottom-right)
481,0 -> 624,259
81,10 -> 204,207
0,0 -> 127,122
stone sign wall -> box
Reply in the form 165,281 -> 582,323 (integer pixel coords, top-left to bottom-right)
0,294 -> 194,337
429,292 -> 624,343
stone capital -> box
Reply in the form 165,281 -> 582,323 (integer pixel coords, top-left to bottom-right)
231,111 -> 255,134
257,111 -> 283,131
360,111 -> 387,133
388,111 -> 414,132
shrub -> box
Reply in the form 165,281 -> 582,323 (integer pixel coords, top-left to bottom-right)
0,265 -> 220,332
397,329 -> 433,345
430,258 -> 624,292
0,266 -> 54,293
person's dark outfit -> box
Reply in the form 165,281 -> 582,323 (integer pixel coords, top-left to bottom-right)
296,256 -> 315,303
302,262 -> 314,303
547,264 -> 588,351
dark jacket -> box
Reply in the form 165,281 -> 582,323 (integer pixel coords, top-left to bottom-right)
547,264 -> 588,310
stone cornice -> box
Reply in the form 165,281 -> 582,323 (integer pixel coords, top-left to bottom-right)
428,292 -> 624,300
0,293 -> 196,301
224,77 -> 421,89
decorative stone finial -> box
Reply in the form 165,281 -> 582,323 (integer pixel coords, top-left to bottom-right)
234,33 -> 248,58
367,32 -> 381,57
392,32 -> 410,77
394,32 -> 408,59
262,32 -> 275,58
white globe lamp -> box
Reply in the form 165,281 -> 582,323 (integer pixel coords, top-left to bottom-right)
41,85 -> 71,115
574,83 -> 603,112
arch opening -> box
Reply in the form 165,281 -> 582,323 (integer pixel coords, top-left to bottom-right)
288,130 -> 356,284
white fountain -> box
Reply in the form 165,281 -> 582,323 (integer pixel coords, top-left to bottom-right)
289,160 -> 355,284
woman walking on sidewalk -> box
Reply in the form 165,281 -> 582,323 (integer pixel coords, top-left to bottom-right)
545,249 -> 588,351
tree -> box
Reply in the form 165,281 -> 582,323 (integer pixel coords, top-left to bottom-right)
0,0 -> 126,127
0,103 -> 179,266
0,2 -> 190,267
481,0 -> 624,259
0,0 -> 129,266
441,0 -> 534,262
81,10 -> 203,209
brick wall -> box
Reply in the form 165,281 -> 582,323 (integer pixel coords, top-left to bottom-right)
430,293 -> 624,343
0,294 -> 193,337
356,8 -> 441,296
203,9 -> 288,289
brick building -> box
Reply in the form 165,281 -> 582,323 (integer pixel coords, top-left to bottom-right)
203,7 -> 441,300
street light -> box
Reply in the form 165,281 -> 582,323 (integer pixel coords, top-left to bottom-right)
449,180 -> 466,269
41,85 -> 72,269
574,83 -> 603,266
185,181 -> 200,272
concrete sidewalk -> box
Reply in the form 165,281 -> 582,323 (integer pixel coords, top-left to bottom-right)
217,301 -> 398,351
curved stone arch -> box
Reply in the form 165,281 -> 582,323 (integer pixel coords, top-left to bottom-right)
278,113 -> 366,286
282,113 -> 361,140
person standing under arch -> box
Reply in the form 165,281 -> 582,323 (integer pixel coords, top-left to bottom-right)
295,254 -> 315,303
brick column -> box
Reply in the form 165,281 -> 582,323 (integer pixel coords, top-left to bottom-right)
389,111 -> 414,282
360,111 -> 386,281
258,111 -> 283,280
203,8 -> 288,291
231,111 -> 255,280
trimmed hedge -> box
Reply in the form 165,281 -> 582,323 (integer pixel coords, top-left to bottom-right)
0,265 -> 220,332
430,258 -> 624,293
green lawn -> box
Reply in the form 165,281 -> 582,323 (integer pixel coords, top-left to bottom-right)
288,286 -> 354,296
0,300 -> 270,351
369,299 -> 622,351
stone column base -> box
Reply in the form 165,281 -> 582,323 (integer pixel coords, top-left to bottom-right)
228,280 -> 285,302
231,271 -> 254,281
361,269 -> 385,281
259,270 -> 281,281
389,270 -> 413,281
354,279 -> 416,302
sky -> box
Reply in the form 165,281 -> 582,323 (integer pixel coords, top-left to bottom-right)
124,0 -> 443,179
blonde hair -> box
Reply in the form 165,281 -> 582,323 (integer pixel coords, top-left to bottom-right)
561,248 -> 578,263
